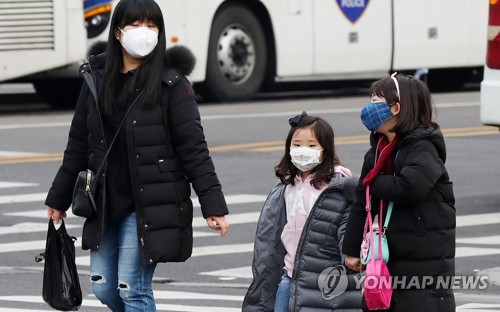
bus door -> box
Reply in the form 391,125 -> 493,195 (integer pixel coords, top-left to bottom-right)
312,0 -> 392,78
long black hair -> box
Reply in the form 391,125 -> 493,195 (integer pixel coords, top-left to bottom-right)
275,115 -> 342,189
369,73 -> 438,136
100,0 -> 166,115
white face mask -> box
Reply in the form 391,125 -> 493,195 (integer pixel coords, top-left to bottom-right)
290,147 -> 323,172
119,27 -> 158,58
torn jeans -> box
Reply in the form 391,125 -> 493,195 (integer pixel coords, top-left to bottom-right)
90,212 -> 157,312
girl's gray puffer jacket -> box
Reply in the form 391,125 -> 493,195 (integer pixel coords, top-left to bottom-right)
242,173 -> 362,311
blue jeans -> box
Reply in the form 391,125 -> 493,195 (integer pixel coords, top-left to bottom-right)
274,270 -> 291,312
90,212 -> 157,312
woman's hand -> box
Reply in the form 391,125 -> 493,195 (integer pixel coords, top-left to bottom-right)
344,255 -> 363,272
205,215 -> 229,237
47,207 -> 67,224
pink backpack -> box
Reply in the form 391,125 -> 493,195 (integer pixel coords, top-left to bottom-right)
363,186 -> 393,310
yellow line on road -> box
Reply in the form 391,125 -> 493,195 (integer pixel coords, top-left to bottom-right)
1,127 -> 498,165
0,153 -> 63,165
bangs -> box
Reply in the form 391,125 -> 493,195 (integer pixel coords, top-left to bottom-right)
119,0 -> 163,29
369,78 -> 398,103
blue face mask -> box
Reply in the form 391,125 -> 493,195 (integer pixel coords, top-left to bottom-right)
360,102 -> 394,132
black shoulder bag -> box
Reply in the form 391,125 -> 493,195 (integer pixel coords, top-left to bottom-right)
72,93 -> 142,218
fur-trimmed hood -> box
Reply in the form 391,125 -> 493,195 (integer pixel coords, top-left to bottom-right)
86,41 -> 196,76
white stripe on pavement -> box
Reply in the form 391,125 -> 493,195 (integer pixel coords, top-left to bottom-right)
0,151 -> 38,156
0,309 -> 55,312
193,212 -> 260,227
0,122 -> 70,130
190,194 -> 266,208
456,247 -> 500,258
199,266 -> 253,279
0,193 -> 46,205
0,296 -> 241,312
0,238 -> 81,254
456,235 -> 500,245
456,212 -> 500,227
457,303 -> 500,311
0,182 -> 38,189
75,243 -> 255,266
1,193 -> 265,209
153,290 -> 243,301
0,222 -> 80,235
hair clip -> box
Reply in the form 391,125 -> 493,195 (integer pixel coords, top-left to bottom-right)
390,72 -> 400,100
288,111 -> 308,127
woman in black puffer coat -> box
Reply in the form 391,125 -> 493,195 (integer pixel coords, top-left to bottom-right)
343,73 -> 456,312
45,0 -> 228,310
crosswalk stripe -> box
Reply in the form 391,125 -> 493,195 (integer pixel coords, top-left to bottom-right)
0,193 -> 266,208
0,230 -> 215,253
0,151 -> 37,156
0,222 -> 80,235
0,193 -> 46,205
0,238 -> 80,254
199,266 -> 253,279
456,247 -> 500,258
192,212 -> 260,227
75,243 -> 255,266
456,235 -> 500,245
457,212 -> 500,227
11,208 -> 494,229
457,303 -> 500,311
0,182 -> 38,189
0,296 -> 240,312
0,308 -> 54,312
153,290 -> 243,301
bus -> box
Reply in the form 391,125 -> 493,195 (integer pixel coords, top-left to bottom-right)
480,0 -> 500,128
0,0 -> 489,106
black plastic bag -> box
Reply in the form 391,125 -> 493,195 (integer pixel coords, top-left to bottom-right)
35,219 -> 82,311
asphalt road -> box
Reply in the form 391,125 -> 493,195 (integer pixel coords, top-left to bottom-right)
0,88 -> 499,311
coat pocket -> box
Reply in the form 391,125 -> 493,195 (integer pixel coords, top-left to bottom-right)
158,158 -> 180,172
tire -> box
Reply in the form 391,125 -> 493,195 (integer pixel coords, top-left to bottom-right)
201,4 -> 267,102
33,78 -> 83,109
425,68 -> 471,92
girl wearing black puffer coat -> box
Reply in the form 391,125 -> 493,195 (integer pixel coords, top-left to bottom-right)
343,73 -> 456,312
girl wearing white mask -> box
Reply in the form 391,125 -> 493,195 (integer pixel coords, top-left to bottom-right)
243,112 -> 362,312
45,0 -> 229,311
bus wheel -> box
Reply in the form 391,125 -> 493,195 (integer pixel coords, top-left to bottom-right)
201,4 -> 267,102
33,78 -> 83,108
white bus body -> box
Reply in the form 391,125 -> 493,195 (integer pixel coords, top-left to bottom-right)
0,1 -> 86,83
91,0 -> 489,102
0,0 -> 489,105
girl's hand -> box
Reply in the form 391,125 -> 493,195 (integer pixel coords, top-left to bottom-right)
344,255 -> 363,272
205,215 -> 229,237
47,207 -> 66,224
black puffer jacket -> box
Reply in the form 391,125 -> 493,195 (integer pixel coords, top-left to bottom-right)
45,45 -> 228,265
342,127 -> 456,311
243,173 -> 362,311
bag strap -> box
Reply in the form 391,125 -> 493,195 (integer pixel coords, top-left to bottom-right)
365,186 -> 384,262
94,91 -> 143,178
383,201 -> 393,233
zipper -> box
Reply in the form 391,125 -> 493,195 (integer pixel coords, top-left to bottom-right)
290,186 -> 336,309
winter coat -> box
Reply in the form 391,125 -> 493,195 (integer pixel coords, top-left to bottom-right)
45,45 -> 228,265
342,127 -> 456,312
243,173 -> 362,312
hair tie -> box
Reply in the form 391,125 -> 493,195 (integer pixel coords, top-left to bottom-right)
289,111 -> 308,127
